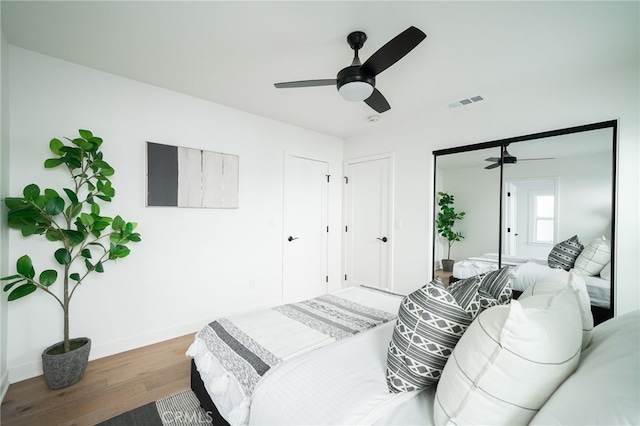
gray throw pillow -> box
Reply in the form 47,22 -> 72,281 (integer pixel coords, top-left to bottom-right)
386,276 -> 501,393
548,235 -> 584,270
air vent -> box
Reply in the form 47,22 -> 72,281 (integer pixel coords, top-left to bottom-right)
448,95 -> 485,108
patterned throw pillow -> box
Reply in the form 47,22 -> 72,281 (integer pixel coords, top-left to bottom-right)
450,266 -> 513,306
386,276 -> 503,393
548,235 -> 584,270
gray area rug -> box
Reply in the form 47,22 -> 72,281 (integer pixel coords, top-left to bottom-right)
98,389 -> 212,425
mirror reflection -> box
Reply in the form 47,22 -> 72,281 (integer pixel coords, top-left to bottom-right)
433,122 -> 615,323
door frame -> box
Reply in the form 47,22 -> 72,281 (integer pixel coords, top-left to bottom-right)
342,152 -> 395,291
282,151 -> 330,301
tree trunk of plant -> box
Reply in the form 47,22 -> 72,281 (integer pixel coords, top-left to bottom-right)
63,263 -> 70,353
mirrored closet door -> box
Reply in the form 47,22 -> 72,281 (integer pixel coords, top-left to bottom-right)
432,121 -> 617,322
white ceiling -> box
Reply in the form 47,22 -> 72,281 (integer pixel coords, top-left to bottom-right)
2,1 -> 638,139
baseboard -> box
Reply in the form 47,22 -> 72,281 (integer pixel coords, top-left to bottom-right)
8,300 -> 280,384
0,368 -> 9,403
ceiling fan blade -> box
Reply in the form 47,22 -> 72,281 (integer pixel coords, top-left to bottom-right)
360,26 -> 426,76
485,157 -> 501,162
485,162 -> 501,170
274,79 -> 337,89
364,88 -> 391,113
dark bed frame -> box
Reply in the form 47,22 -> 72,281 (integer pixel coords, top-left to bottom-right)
191,359 -> 230,426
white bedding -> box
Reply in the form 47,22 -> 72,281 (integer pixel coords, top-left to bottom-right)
187,286 -> 404,425
453,253 -> 610,308
249,321 -> 435,425
530,310 -> 640,425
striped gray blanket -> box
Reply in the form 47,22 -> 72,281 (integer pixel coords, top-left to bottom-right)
192,286 -> 403,413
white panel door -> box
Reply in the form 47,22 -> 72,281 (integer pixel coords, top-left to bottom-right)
344,156 -> 392,290
283,155 -> 329,302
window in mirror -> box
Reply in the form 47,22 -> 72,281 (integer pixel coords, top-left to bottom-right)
532,191 -> 555,244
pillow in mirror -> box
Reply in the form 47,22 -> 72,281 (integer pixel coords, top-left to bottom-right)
548,235 -> 584,270
573,236 -> 611,276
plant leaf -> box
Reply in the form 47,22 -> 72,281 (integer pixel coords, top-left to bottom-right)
3,279 -> 24,292
49,138 -> 64,155
63,188 -> 79,204
44,197 -> 65,216
44,188 -> 60,198
128,233 -> 142,242
95,261 -> 104,273
69,202 -> 83,218
112,215 -> 125,231
54,248 -> 71,265
8,283 -> 37,301
44,158 -> 64,168
63,230 -> 85,246
45,229 -> 65,242
1,274 -> 21,281
5,197 -> 25,209
80,213 -> 94,227
81,248 -> 92,258
79,129 -> 93,140
23,184 -> 40,200
16,255 -> 35,279
39,270 -> 58,287
70,273 -> 81,282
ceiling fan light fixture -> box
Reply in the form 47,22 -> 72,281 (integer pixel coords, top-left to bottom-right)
338,81 -> 374,102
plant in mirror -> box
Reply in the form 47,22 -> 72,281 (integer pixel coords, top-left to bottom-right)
436,191 -> 466,272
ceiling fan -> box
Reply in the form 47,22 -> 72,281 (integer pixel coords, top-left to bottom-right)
274,26 -> 426,113
484,146 -> 555,170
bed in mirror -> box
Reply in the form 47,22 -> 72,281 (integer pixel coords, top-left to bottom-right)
433,121 -> 616,324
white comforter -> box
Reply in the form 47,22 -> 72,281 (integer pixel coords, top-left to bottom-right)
452,253 -> 610,308
511,262 -> 610,308
249,321 -> 435,425
187,286 -> 404,425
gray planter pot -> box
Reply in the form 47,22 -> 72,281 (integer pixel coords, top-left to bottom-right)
42,337 -> 91,390
442,259 -> 455,272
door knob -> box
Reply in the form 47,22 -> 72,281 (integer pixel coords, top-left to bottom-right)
288,236 -> 299,242
377,237 -> 388,242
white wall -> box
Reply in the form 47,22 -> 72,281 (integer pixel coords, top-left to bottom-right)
344,61 -> 639,314
439,151 -> 612,261
0,12 -> 10,401
6,47 -> 343,382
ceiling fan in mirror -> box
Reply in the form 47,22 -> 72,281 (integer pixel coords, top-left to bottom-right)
484,145 -> 555,170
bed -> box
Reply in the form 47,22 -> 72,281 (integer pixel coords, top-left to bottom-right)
452,253 -> 612,323
187,285 -> 404,426
246,282 -> 639,425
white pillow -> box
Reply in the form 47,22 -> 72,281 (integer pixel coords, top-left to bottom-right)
530,310 -> 640,425
600,261 -> 611,280
520,270 -> 594,349
573,236 -> 611,276
434,284 -> 583,425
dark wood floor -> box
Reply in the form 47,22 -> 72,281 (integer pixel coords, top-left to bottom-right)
1,333 -> 194,426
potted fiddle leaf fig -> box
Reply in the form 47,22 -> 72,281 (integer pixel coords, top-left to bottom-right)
1,129 -> 141,389
436,191 -> 465,272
